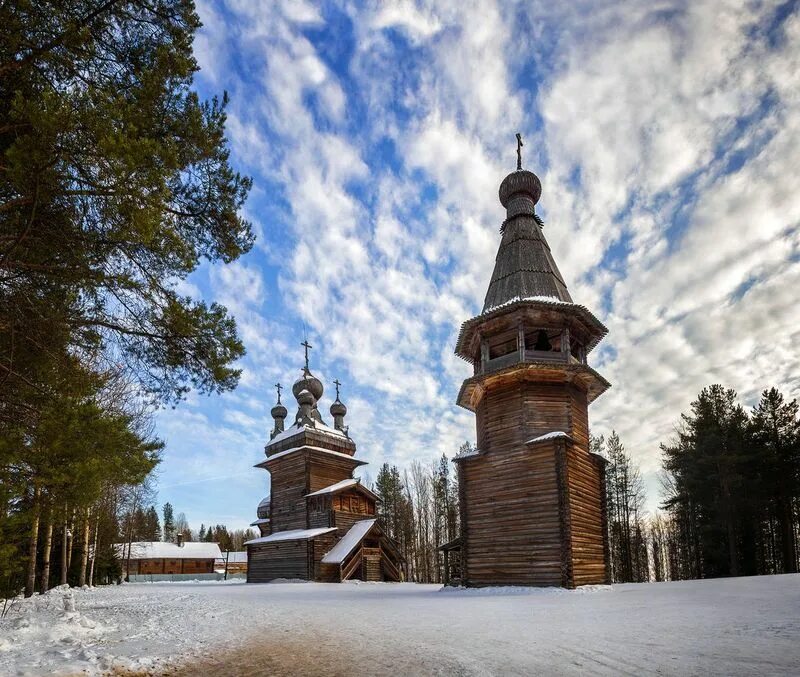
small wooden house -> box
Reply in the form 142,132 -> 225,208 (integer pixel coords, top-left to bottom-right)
116,539 -> 223,577
218,551 -> 248,575
449,152 -> 611,588
246,363 -> 403,583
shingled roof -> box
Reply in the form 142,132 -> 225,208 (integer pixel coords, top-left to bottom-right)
482,214 -> 572,312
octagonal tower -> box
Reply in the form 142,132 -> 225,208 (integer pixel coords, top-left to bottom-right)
450,152 -> 611,588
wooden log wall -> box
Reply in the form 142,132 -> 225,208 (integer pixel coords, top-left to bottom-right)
247,540 -> 309,582
310,532 -> 339,581
307,455 -> 356,493
565,447 -> 607,586
460,376 -> 607,587
333,511 -> 369,534
461,439 -> 562,586
268,453 -> 308,532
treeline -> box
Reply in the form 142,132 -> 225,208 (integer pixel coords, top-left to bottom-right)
660,386 -> 799,579
597,384 -> 799,583
1,2 -> 251,598
372,452 -> 460,583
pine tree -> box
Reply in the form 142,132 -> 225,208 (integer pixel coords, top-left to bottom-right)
749,388 -> 800,573
162,503 -> 175,543
662,385 -> 754,578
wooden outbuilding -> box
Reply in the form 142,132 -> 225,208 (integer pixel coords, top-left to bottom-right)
246,362 -> 403,583
449,146 -> 611,588
115,538 -> 222,577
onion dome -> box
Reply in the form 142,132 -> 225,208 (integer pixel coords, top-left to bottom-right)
271,402 -> 288,420
499,170 -> 542,222
292,368 -> 323,402
330,399 -> 347,418
499,169 -> 542,207
257,496 -> 270,520
296,388 -> 314,406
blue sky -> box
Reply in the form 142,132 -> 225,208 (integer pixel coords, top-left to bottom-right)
153,0 -> 800,531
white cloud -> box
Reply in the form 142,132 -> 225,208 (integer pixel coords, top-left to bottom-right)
161,0 -> 800,527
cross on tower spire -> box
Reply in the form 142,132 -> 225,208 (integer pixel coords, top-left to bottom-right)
516,132 -> 523,171
301,339 -> 312,371
275,382 -> 282,404
333,378 -> 342,400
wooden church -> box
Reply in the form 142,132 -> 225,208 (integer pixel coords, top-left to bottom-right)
444,140 -> 611,588
245,347 -> 403,583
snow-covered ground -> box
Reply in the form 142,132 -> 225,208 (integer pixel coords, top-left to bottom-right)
1,575 -> 798,675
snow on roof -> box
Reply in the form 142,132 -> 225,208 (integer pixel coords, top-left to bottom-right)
306,478 -> 359,497
261,445 -> 365,465
221,551 -> 247,563
527,431 -> 573,445
266,418 -> 346,448
483,295 -> 573,314
113,542 -> 223,560
453,447 -> 480,460
250,518 -> 271,526
321,519 -> 377,564
245,527 -> 337,546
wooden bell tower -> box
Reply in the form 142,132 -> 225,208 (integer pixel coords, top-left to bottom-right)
451,141 -> 611,588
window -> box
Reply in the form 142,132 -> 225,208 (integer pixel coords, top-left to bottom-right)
487,330 -> 518,359
525,329 -> 561,352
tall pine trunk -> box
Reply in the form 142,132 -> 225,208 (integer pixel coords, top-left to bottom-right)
24,485 -> 42,597
66,509 -> 75,574
60,505 -> 69,586
39,504 -> 54,593
89,511 -> 100,586
779,493 -> 798,573
78,507 -> 91,586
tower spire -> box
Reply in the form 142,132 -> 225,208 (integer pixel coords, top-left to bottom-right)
481,146 -> 572,312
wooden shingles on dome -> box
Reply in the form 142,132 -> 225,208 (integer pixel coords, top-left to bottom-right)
482,215 -> 572,313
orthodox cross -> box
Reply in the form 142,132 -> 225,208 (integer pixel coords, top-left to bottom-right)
333,378 -> 342,400
301,339 -> 312,371
275,382 -> 282,404
516,132 -> 523,170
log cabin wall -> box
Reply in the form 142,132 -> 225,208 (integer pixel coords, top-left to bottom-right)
462,376 -> 603,587
310,532 -> 339,580
565,447 -> 608,585
307,455 -> 357,493
247,540 -> 309,582
308,498 -> 333,528
133,558 -> 215,575
461,442 -> 562,586
268,454 -> 308,532
568,386 -> 590,451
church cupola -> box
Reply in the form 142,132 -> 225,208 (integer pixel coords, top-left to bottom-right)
330,378 -> 347,431
296,387 -> 315,425
270,382 -> 288,439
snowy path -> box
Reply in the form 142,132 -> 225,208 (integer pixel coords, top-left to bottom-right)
1,575 -> 798,675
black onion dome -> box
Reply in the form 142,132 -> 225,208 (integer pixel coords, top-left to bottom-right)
292,369 -> 323,401
271,402 -> 287,419
330,399 -> 347,417
296,388 -> 314,406
499,169 -> 542,207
